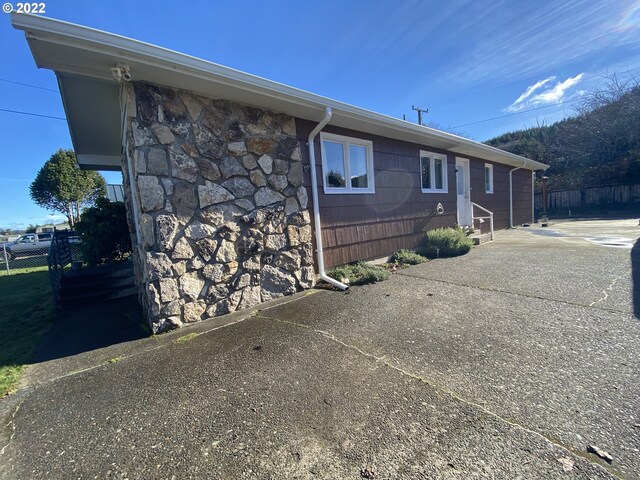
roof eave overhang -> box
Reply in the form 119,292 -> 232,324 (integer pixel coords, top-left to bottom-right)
11,13 -> 549,172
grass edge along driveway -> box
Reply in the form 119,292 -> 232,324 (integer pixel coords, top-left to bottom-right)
0,268 -> 52,397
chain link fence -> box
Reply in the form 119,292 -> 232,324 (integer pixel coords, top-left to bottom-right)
1,232 -> 82,276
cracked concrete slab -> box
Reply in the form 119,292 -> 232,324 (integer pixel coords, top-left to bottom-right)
257,220 -> 640,477
260,280 -> 639,477
396,218 -> 639,314
17,290 -> 316,389
0,218 -> 638,478
0,317 -> 614,479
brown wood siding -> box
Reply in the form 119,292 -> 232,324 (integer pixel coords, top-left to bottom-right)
296,119 -> 534,268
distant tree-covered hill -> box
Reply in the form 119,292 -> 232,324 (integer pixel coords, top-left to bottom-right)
485,78 -> 640,191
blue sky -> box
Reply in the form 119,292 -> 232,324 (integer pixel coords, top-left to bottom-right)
1,0 -> 639,229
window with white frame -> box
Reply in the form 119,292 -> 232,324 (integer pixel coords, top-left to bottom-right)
420,151 -> 448,193
485,163 -> 494,193
320,133 -> 374,194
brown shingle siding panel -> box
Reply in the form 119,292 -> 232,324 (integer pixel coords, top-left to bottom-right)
320,228 -> 337,248
319,201 -> 457,226
321,213 -> 457,250
318,189 -> 455,207
374,170 -> 420,188
324,231 -> 428,268
310,167 -> 422,189
373,154 -> 420,172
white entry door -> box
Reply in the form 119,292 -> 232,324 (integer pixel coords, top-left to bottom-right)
456,158 -> 472,226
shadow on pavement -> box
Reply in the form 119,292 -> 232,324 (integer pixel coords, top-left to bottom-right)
632,239 -> 640,319
31,296 -> 150,363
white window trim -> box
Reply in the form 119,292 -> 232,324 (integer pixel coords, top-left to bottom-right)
420,151 -> 448,194
485,163 -> 494,194
320,132 -> 375,194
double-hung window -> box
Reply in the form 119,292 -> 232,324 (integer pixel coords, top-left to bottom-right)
320,133 -> 375,194
485,163 -> 494,194
420,151 -> 448,193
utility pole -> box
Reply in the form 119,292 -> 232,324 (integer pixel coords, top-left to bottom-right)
541,176 -> 549,227
412,105 -> 429,126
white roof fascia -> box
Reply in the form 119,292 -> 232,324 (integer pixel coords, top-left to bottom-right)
11,13 -> 549,171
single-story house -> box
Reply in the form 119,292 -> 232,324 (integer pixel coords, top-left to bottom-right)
13,14 -> 548,333
36,222 -> 71,233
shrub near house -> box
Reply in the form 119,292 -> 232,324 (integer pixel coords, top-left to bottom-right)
328,262 -> 389,286
420,227 -> 473,258
75,199 -> 132,266
390,249 -> 427,266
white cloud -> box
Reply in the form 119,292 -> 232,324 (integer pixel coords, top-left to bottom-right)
2,214 -> 68,230
511,76 -> 556,106
27,214 -> 67,224
534,73 -> 584,102
505,73 -> 584,112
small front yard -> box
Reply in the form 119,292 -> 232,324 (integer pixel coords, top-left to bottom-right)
0,268 -> 53,396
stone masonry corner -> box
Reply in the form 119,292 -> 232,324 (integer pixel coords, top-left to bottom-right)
121,82 -> 315,333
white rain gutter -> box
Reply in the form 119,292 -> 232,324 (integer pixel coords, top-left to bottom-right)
308,107 -> 348,290
509,160 -> 527,229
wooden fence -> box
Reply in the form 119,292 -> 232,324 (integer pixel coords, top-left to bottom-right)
535,184 -> 640,214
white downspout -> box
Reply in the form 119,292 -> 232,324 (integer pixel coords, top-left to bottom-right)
509,160 -> 527,229
120,84 -> 142,245
308,107 -> 348,290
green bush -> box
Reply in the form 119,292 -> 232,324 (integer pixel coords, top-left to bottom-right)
390,249 -> 427,265
327,261 -> 389,286
75,198 -> 132,266
420,226 -> 473,258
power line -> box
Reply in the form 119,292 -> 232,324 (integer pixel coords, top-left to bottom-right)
0,78 -> 58,92
0,108 -> 66,121
452,98 -> 581,128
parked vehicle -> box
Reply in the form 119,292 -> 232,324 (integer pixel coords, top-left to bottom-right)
3,233 -> 53,259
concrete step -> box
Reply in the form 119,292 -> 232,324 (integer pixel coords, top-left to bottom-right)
59,261 -> 136,307
470,233 -> 493,245
62,275 -> 135,294
62,263 -> 133,286
60,285 -> 137,306
108,286 -> 138,300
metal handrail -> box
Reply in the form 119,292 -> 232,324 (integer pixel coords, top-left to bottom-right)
471,202 -> 494,241
47,229 -> 80,307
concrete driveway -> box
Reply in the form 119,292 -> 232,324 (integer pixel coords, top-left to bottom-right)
1,218 -> 639,479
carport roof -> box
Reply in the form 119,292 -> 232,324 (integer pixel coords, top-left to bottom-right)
12,13 -> 549,172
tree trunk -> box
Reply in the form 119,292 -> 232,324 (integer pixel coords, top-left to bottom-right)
66,204 -> 74,227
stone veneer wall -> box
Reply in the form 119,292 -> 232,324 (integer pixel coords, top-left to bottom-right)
122,82 -> 315,333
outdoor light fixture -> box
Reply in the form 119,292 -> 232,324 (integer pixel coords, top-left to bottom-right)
110,64 -> 132,82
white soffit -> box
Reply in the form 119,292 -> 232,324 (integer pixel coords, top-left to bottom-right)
57,73 -> 121,169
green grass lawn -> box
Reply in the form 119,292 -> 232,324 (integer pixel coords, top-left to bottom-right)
0,267 -> 53,396
0,254 -> 49,273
